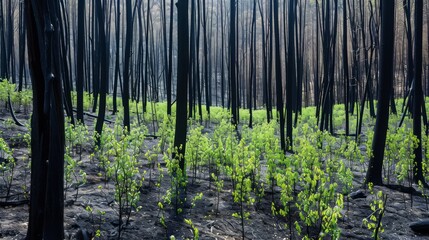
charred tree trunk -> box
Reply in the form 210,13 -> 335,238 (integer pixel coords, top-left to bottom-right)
366,0 -> 395,186
25,0 -> 65,238
343,0 -> 350,135
413,0 -> 425,185
167,0 -> 174,115
202,0 -> 210,118
76,0 -> 85,123
273,0 -> 285,151
123,0 -> 133,131
230,0 -> 238,125
94,0 -> 109,146
286,0 -> 296,150
173,0 -> 189,174
249,0 -> 256,128
113,0 -> 121,114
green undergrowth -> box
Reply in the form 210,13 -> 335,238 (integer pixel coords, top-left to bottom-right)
3,86 -> 429,239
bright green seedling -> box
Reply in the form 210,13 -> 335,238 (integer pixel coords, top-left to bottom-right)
417,180 -> 428,210
64,146 -> 87,202
0,137 -> 15,198
186,124 -> 209,184
158,201 -> 168,238
145,145 -> 160,188
211,173 -> 224,214
0,80 -> 16,107
191,192 -> 203,211
291,129 -> 344,239
362,183 -> 388,240
164,145 -> 187,215
107,126 -> 144,239
91,125 -> 114,182
85,205 -> 105,239
230,139 -> 256,240
157,115 -> 175,153
341,137 -> 364,172
394,127 -> 418,207
17,121 -> 32,199
184,218 -> 199,240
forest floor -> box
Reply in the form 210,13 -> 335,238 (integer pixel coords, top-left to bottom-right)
1,110 -> 429,240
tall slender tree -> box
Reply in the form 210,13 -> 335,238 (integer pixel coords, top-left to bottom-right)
273,0 -> 285,151
112,0 -> 121,114
167,0 -> 174,115
173,0 -> 189,173
230,0 -> 238,125
366,0 -> 395,185
76,0 -> 85,123
286,0 -> 296,150
94,0 -> 109,146
343,0 -> 350,135
412,0 -> 426,185
202,0 -> 211,118
123,0 -> 133,131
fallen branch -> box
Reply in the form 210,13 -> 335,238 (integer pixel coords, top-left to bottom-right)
0,199 -> 29,207
72,109 -> 114,124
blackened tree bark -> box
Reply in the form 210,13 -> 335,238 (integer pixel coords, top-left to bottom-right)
167,0 -> 174,115
162,0 -> 168,109
412,0 -> 426,185
403,0 -> 413,103
18,1 -> 26,91
143,0 -> 151,113
318,0 -> 338,134
113,0 -> 121,114
366,0 -> 395,185
348,0 -> 359,115
76,0 -> 85,123
195,0 -> 203,122
342,0 -> 350,136
6,0 -> 14,84
59,1 -> 74,125
173,0 -> 189,172
202,0 -> 211,118
273,0 -> 285,151
123,0 -> 133,131
188,0 -> 196,118
0,0 -> 7,79
258,0 -> 269,122
220,0 -> 225,108
95,0 -> 109,146
25,0 -> 65,238
359,0 -> 375,118
268,0 -> 273,121
91,2 -> 100,113
230,0 -> 238,125
286,0 -> 296,150
314,0 -> 320,115
295,0 -> 307,123
249,0 -> 256,128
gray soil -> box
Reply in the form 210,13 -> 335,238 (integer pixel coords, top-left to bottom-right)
1,110 -> 429,240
